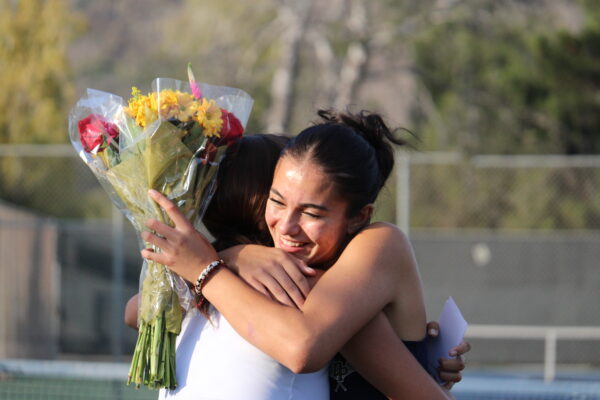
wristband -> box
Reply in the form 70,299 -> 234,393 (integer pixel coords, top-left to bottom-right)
194,259 -> 224,308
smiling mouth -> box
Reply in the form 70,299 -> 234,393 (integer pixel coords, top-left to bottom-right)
279,237 -> 307,249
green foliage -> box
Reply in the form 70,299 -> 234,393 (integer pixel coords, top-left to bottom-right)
532,27 -> 600,154
0,0 -> 87,217
0,0 -> 84,144
413,9 -> 540,153
410,163 -> 600,230
405,2 -> 600,230
411,1 -> 600,156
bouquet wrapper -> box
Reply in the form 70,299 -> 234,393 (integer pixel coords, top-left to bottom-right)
68,76 -> 253,389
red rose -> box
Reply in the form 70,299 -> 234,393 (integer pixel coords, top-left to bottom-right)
78,114 -> 119,153
218,109 -> 244,146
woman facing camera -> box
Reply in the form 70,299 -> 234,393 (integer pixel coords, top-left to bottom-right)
139,111 -> 467,399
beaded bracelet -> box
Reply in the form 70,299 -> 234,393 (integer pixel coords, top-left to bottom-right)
194,259 -> 224,307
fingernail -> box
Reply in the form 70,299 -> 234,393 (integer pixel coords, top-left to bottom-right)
449,350 -> 457,356
148,189 -> 158,196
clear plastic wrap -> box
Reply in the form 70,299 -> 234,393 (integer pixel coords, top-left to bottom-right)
68,71 -> 253,389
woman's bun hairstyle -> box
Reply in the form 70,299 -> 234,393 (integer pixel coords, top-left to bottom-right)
283,109 -> 407,217
316,109 -> 406,187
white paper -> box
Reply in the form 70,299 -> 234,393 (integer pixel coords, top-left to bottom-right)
427,297 -> 468,382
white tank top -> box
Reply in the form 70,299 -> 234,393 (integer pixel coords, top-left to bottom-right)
158,307 -> 329,400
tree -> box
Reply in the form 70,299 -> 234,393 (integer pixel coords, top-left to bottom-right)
0,0 -> 83,144
410,0 -> 600,155
0,0 -> 86,217
405,0 -> 600,230
528,0 -> 600,154
155,0 -> 386,135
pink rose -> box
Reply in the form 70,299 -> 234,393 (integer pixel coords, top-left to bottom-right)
218,109 -> 244,146
78,114 -> 119,153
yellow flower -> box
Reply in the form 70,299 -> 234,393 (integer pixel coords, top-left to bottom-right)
124,88 -> 224,132
195,98 -> 223,137
124,87 -> 158,128
150,89 -> 197,122
131,87 -> 141,99
157,89 -> 179,120
176,91 -> 197,121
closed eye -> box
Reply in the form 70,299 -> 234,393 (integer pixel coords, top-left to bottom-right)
269,197 -> 284,206
303,211 -> 322,219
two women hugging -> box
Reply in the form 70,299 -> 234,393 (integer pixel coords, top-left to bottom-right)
125,109 -> 469,399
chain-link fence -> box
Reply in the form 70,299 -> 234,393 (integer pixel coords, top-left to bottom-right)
393,152 -> 600,366
0,145 -> 139,361
1,146 -> 599,365
403,153 -> 600,231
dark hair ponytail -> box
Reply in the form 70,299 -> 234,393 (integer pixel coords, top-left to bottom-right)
283,109 -> 406,217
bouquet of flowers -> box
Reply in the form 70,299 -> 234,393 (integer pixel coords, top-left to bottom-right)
68,65 -> 253,389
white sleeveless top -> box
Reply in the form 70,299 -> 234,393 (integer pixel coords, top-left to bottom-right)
158,307 -> 329,400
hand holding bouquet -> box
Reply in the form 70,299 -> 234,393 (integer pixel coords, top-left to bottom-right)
69,65 -> 253,389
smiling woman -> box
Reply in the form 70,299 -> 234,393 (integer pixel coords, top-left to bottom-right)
265,109 -> 404,270
266,156 -> 361,268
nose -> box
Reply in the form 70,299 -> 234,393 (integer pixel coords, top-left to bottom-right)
278,209 -> 301,236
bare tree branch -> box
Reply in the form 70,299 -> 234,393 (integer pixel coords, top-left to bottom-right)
333,0 -> 369,110
308,27 -> 338,105
266,0 -> 313,133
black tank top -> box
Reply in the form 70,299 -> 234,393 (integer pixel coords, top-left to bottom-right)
329,339 -> 428,399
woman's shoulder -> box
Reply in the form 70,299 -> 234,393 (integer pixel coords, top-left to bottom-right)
357,222 -> 411,249
363,221 -> 405,235
340,222 -> 415,272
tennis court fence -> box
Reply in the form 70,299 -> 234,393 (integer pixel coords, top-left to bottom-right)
1,357 -> 600,400
0,359 -> 155,400
466,324 -> 600,383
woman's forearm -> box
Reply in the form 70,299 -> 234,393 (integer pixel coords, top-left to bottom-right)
340,313 -> 451,400
202,267 -> 321,372
202,251 -> 395,373
124,294 -> 139,330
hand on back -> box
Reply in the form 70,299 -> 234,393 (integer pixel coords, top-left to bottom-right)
220,244 -> 318,308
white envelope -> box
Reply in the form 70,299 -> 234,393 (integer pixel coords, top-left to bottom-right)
427,297 -> 468,383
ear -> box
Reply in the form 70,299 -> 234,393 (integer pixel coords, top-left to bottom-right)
347,204 -> 374,235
